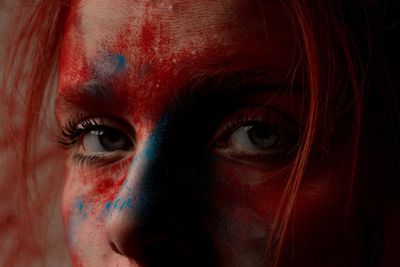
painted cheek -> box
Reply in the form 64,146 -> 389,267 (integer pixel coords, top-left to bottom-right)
81,172 -> 129,224
63,200 -> 105,267
62,160 -> 130,239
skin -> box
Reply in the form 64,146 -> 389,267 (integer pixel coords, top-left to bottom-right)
57,0 -> 351,266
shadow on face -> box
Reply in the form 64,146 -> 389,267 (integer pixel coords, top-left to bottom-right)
58,1 -> 352,266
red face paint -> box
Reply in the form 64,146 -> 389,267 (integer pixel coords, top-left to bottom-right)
58,1 -> 350,266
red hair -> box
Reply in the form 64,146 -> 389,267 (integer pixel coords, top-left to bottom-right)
264,2 -> 365,265
0,1 -> 70,266
1,1 -> 399,266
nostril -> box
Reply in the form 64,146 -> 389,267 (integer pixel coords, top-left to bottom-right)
109,241 -> 123,256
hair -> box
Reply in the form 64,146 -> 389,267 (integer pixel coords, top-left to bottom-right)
0,1 -> 71,266
1,0 -> 399,266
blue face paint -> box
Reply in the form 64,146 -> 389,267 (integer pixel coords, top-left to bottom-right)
74,197 -> 86,218
113,198 -> 121,209
104,201 -> 112,211
68,197 -> 88,245
96,201 -> 113,221
119,197 -> 134,210
141,113 -> 173,161
103,113 -> 174,220
91,52 -> 127,80
115,54 -> 127,71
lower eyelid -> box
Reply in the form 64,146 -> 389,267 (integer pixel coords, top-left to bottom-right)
212,148 -> 295,169
72,149 -> 133,168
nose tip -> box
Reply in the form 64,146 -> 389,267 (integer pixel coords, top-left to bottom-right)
108,227 -> 200,266
106,204 -> 217,267
104,176 -> 217,266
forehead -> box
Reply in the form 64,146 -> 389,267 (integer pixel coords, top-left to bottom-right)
59,0 -> 297,120
68,0 -> 292,54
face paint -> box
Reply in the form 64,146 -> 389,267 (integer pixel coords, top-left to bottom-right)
57,0 -> 350,266
91,53 -> 126,79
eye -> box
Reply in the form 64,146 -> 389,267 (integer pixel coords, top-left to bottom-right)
59,117 -> 135,166
212,107 -> 299,162
229,122 -> 280,154
82,127 -> 134,153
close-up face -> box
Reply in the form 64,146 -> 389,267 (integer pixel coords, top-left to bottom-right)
57,0 -> 351,266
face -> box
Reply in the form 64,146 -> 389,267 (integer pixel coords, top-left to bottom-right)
57,1 -> 350,266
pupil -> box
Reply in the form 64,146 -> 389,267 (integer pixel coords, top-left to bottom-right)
103,129 -> 120,143
248,123 -> 277,148
99,128 -> 125,149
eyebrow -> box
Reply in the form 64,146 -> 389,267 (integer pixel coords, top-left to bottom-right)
56,70 -> 299,117
171,70 -> 302,112
56,79 -> 127,116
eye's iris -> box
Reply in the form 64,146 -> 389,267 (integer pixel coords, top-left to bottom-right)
230,123 -> 279,152
247,123 -> 278,149
83,127 -> 133,153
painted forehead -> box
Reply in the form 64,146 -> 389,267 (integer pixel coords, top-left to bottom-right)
59,0 -> 296,120
68,0 -> 279,55
61,1 -> 294,76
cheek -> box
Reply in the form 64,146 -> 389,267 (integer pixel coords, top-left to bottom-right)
209,157 -> 287,223
207,159 -> 287,264
208,156 -> 345,262
61,160 -> 130,260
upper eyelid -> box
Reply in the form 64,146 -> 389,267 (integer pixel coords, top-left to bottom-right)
57,115 -> 136,148
71,115 -> 134,134
209,106 -> 299,144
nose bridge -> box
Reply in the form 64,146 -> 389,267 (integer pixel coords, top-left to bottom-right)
105,134 -> 166,251
104,120 -> 215,265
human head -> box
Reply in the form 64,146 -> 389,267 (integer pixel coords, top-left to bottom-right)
56,0 -> 364,266
1,0 -> 399,267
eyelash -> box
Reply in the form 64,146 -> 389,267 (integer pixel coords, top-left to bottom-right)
214,107 -> 295,138
58,116 -> 107,148
211,108 -> 299,161
58,108 -> 298,167
58,115 -> 134,167
72,154 -> 103,167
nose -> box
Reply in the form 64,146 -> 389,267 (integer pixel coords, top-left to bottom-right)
105,129 -> 217,267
